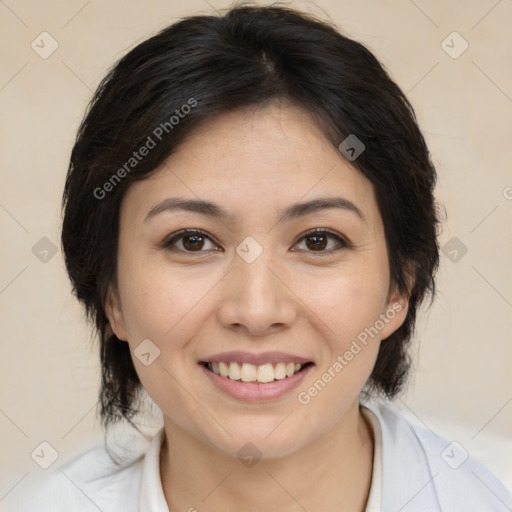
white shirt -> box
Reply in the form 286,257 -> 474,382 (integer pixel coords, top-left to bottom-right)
361,405 -> 383,511
3,399 -> 511,512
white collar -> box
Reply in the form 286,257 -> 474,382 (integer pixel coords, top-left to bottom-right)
127,399 -> 512,510
361,405 -> 383,512
138,427 -> 169,512
137,412 -> 382,512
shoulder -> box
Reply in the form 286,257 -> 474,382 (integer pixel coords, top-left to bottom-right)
363,398 -> 512,511
2,440 -> 144,512
411,420 -> 512,511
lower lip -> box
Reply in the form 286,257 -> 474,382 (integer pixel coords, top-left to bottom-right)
199,363 -> 314,402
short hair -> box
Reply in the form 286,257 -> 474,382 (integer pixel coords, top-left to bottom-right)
61,4 -> 440,430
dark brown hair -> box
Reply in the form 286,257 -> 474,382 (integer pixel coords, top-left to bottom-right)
61,4 -> 440,430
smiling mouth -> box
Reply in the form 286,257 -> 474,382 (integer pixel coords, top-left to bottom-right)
200,361 -> 314,383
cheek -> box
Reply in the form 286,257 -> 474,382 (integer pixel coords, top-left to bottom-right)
298,263 -> 390,344
293,270 -> 386,422
115,263 -> 208,421
115,259 -> 224,393
117,258 -> 212,341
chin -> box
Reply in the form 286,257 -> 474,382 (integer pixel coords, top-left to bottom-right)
202,418 -> 310,461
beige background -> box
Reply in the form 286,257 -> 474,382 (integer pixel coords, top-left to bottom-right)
1,0 -> 511,500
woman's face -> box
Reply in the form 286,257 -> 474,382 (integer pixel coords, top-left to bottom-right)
107,102 -> 408,458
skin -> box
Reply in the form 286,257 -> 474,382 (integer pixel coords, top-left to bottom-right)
107,101 -> 409,512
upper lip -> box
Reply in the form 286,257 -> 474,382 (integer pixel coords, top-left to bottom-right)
200,351 -> 312,366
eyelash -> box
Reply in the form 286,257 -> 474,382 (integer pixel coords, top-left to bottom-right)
161,228 -> 351,256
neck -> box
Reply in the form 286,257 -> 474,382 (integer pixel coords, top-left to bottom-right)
159,400 -> 375,512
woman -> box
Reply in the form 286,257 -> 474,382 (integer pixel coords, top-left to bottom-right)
7,4 -> 511,511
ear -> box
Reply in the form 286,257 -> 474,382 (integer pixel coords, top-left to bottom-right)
380,272 -> 414,340
105,285 -> 129,342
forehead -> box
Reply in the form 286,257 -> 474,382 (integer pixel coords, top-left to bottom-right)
121,102 -> 380,226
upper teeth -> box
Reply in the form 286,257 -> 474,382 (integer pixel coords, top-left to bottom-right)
208,361 -> 303,383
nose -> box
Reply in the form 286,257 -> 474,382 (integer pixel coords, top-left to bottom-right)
217,253 -> 298,337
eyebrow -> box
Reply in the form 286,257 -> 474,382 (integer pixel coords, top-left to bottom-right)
144,196 -> 365,224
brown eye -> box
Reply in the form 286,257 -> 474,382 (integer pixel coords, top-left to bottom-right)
294,229 -> 349,254
163,229 -> 219,253
182,233 -> 206,251
305,233 -> 328,251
